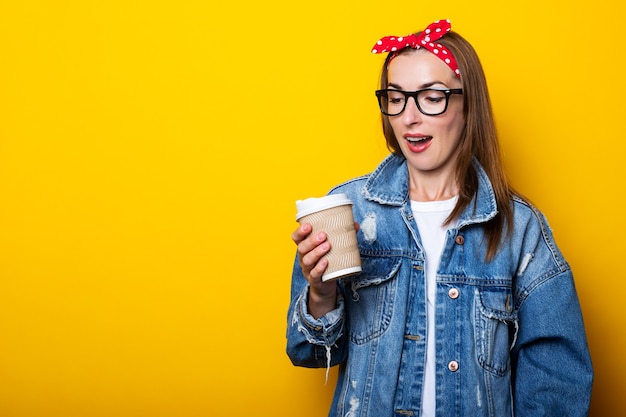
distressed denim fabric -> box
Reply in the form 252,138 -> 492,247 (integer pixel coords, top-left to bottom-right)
286,154 -> 593,417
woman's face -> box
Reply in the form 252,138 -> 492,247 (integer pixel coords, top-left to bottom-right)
386,49 -> 465,179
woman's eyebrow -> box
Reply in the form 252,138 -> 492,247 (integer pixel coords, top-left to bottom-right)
387,81 -> 446,90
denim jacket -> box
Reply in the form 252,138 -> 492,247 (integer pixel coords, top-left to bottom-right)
286,154 -> 593,417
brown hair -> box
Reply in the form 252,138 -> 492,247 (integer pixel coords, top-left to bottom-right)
379,30 -> 515,260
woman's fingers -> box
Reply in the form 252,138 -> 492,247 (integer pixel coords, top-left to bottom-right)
291,223 -> 311,245
292,223 -> 332,282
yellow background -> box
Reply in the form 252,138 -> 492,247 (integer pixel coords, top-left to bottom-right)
0,0 -> 623,416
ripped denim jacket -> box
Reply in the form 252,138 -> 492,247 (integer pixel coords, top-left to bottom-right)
286,154 -> 593,417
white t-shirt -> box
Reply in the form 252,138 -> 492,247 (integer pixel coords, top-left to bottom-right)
410,196 -> 458,416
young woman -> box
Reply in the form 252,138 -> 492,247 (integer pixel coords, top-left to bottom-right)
287,19 -> 593,417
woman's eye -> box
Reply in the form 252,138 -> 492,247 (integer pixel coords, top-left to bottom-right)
388,92 -> 405,104
425,95 -> 444,103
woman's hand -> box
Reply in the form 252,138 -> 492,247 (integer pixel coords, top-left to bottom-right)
292,222 -> 359,319
292,223 -> 337,319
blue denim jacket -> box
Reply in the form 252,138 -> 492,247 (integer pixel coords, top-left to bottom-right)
287,154 -> 593,417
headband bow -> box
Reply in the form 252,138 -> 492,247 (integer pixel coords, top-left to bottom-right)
371,19 -> 460,78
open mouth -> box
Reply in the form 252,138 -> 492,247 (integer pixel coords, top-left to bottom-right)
406,136 -> 432,144
405,136 -> 433,152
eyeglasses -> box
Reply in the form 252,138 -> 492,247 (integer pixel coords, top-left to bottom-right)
375,88 -> 463,116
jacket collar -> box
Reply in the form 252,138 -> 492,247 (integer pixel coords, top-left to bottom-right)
362,154 -> 498,226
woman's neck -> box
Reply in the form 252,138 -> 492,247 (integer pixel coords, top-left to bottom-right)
408,169 -> 459,202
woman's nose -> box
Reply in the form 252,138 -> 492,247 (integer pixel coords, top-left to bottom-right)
402,97 -> 423,124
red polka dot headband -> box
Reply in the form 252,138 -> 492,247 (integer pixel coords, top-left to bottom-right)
371,19 -> 461,79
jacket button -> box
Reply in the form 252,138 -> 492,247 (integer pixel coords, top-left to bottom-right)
455,235 -> 465,245
448,360 -> 459,372
448,288 -> 459,299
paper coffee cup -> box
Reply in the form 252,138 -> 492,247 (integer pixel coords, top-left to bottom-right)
296,194 -> 361,281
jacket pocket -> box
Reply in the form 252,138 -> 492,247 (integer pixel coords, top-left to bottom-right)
474,287 -> 518,377
345,256 -> 401,345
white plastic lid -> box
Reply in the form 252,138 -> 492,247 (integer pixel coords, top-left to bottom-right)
295,193 -> 353,220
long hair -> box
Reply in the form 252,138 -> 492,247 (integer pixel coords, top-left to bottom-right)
379,31 -> 515,260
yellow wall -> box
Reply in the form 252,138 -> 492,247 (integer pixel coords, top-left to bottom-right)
0,1 -> 623,415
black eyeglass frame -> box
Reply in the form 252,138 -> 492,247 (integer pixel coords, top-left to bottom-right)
375,88 -> 463,116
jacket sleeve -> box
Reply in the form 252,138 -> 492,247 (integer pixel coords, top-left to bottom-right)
511,212 -> 593,416
285,255 -> 348,369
